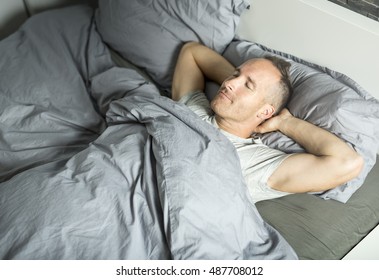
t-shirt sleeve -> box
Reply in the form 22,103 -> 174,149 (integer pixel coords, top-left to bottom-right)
178,91 -> 213,120
241,145 -> 292,203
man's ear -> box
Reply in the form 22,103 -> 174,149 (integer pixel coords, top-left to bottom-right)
257,104 -> 275,120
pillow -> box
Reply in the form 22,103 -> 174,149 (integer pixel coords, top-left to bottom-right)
221,40 -> 379,203
95,0 -> 249,94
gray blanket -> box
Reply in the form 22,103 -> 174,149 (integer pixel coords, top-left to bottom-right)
0,5 -> 113,181
0,5 -> 297,259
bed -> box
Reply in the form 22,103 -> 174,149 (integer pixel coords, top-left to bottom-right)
0,0 -> 378,260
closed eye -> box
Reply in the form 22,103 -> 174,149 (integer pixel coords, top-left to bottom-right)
245,83 -> 253,91
230,68 -> 255,92
246,76 -> 256,92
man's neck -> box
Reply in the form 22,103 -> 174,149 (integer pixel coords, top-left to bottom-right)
215,115 -> 255,139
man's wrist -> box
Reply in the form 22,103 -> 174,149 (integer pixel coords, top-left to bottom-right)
278,115 -> 298,134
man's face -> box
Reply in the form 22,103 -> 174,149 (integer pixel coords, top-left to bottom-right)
210,58 -> 281,123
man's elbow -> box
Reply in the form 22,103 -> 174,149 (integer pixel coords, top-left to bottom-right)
343,153 -> 364,180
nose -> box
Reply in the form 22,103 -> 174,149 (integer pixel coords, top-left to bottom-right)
223,80 -> 231,92
224,76 -> 238,92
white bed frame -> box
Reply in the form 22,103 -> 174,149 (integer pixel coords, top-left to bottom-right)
1,0 -> 378,260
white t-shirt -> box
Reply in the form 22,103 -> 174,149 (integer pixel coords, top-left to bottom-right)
179,91 -> 291,203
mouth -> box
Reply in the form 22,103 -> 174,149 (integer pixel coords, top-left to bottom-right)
218,89 -> 232,102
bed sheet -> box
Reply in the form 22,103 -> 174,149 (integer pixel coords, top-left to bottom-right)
0,5 -> 297,260
256,156 -> 379,259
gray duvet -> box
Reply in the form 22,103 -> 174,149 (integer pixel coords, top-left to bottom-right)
0,5 -> 297,259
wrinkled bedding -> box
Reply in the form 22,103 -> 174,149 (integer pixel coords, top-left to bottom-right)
0,5 -> 113,181
0,5 -> 297,260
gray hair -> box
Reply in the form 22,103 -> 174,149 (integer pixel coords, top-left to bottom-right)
263,55 -> 293,114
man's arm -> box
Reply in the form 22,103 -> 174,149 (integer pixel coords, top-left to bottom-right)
255,109 -> 364,193
171,42 -> 235,101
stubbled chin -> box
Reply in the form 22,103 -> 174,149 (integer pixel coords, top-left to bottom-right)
210,99 -> 218,112
210,99 -> 216,110
211,97 -> 226,114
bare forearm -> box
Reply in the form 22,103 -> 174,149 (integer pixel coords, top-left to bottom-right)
279,116 -> 354,158
172,42 -> 234,101
189,42 -> 235,85
267,112 -> 364,193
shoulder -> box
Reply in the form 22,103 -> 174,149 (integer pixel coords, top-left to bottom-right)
179,91 -> 213,119
178,90 -> 208,105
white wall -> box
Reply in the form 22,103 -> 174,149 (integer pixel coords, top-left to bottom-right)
237,0 -> 379,100
0,0 -> 28,39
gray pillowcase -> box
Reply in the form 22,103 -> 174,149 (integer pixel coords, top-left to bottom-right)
95,0 -> 249,94
222,40 -> 379,203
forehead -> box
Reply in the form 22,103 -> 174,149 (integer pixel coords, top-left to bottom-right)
237,58 -> 281,89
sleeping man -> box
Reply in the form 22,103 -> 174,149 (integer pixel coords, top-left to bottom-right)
171,42 -> 364,203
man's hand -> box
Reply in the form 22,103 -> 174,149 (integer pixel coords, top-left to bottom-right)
253,108 -> 293,134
